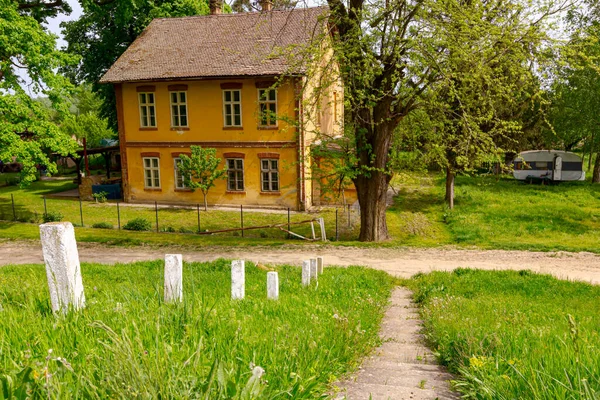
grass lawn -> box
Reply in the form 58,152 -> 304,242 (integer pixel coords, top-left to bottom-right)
405,270 -> 600,399
1,171 -> 600,252
0,260 -> 394,398
391,172 -> 600,253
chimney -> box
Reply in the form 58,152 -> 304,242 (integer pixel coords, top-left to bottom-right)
260,0 -> 272,11
209,0 -> 221,15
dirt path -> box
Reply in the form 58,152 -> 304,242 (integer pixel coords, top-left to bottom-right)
335,288 -> 458,399
2,240 -> 600,283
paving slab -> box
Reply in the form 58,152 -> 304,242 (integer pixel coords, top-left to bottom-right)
334,287 -> 459,400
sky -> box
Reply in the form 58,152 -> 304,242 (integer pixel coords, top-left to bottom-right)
44,0 -> 83,48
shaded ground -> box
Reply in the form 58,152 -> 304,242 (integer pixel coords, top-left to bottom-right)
2,241 -> 600,284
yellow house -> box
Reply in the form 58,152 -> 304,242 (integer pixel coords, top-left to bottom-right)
100,6 -> 343,210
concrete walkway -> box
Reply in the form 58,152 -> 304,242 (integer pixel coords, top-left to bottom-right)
334,288 -> 459,400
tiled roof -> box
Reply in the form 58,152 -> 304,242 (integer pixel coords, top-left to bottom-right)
100,6 -> 328,83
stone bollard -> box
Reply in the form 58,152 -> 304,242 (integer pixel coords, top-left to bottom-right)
302,260 -> 311,286
164,254 -> 183,303
231,260 -> 245,299
39,222 -> 85,312
267,271 -> 279,300
317,256 -> 324,274
310,258 -> 318,282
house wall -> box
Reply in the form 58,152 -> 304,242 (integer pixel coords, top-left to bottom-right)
118,78 -> 301,209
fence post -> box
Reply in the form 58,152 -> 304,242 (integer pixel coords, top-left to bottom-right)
240,204 -> 244,238
155,201 -> 159,232
197,203 -> 201,233
79,197 -> 84,227
43,196 -> 47,216
335,208 -> 339,241
11,194 -> 16,221
287,207 -> 291,239
117,201 -> 121,230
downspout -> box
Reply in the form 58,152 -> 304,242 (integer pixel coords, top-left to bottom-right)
296,78 -> 306,211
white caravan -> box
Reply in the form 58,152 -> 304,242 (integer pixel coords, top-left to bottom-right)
513,150 -> 585,182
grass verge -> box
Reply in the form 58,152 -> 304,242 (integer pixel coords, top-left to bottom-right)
0,260 -> 394,398
405,269 -> 600,399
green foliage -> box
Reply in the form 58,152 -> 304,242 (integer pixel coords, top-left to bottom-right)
406,270 -> 600,398
42,211 -> 63,223
62,0 -> 210,129
0,0 -> 79,186
177,146 -> 227,210
0,261 -> 394,398
92,221 -> 113,229
123,217 -> 152,231
92,191 -> 108,203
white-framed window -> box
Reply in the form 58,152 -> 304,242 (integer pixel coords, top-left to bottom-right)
227,158 -> 244,191
173,158 -> 187,189
260,159 -> 279,192
170,91 -> 188,128
143,157 -> 160,188
139,92 -> 156,127
258,88 -> 277,126
223,89 -> 242,127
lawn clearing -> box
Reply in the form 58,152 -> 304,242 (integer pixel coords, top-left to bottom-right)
0,260 -> 394,398
405,269 -> 600,399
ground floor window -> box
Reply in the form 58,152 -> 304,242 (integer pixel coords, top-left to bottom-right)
143,157 -> 160,188
261,159 -> 279,192
227,158 -> 244,191
173,158 -> 187,189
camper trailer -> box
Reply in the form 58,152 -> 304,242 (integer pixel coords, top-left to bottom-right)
513,150 -> 585,182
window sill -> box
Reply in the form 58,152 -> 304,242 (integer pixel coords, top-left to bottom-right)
140,127 -> 158,131
257,126 -> 278,130
260,191 -> 281,196
144,188 -> 162,192
223,127 -> 243,131
170,127 -> 190,131
174,188 -> 192,192
226,191 -> 246,195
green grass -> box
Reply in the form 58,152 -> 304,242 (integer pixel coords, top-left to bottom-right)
0,176 -> 360,243
405,270 -> 600,399
0,260 -> 394,398
389,172 -> 600,253
2,171 -> 600,252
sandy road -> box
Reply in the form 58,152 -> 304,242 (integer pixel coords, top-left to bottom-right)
2,240 -> 600,284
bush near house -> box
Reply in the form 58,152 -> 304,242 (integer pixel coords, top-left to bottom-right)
0,260 -> 394,398
123,217 -> 152,231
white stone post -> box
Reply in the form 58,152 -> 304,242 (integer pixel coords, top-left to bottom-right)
231,260 -> 245,299
164,254 -> 183,303
317,256 -> 324,275
310,258 -> 318,282
39,222 -> 85,313
267,271 -> 279,300
302,260 -> 311,286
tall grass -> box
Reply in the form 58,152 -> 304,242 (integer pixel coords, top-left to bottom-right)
405,269 -> 600,399
0,260 -> 394,398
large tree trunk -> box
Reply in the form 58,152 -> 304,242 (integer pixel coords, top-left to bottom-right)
445,166 -> 455,209
352,109 -> 395,242
354,170 -> 390,241
593,151 -> 600,183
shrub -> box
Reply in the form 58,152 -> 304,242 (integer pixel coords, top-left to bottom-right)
42,211 -> 63,223
160,226 -> 176,233
92,191 -> 109,203
123,218 -> 152,231
92,222 -> 113,229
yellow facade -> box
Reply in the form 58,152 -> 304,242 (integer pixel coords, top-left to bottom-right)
117,78 -> 309,209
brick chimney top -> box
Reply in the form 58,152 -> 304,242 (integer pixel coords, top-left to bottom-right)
260,0 -> 272,11
210,0 -> 222,14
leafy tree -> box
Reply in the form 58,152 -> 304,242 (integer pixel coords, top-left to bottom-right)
0,0 -> 78,185
62,0 -> 210,130
177,146 -> 227,211
319,0 -> 561,239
